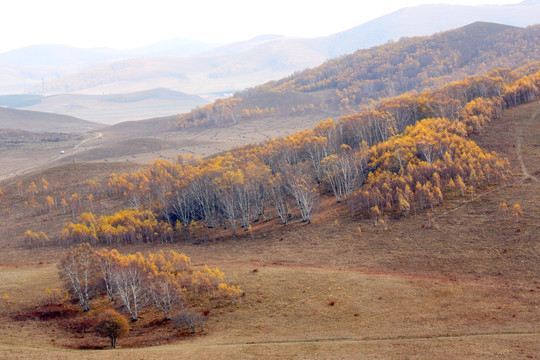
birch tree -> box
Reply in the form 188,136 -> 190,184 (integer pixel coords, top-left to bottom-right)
113,253 -> 149,321
58,243 -> 97,312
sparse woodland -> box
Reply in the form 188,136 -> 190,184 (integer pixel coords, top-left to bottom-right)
7,64 -> 539,247
58,244 -> 242,318
13,64 -> 525,247
45,244 -> 242,347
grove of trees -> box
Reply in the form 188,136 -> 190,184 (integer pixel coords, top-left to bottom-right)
13,63 -> 540,246
58,244 -> 243,322
92,67 -> 538,236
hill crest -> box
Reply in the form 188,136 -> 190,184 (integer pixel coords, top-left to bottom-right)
0,107 -> 104,133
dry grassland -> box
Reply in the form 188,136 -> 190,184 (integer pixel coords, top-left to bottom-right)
0,109 -> 334,181
0,101 -> 539,359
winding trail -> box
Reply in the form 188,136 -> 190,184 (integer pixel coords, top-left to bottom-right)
435,105 -> 540,221
72,131 -> 102,151
0,132 -> 103,181
517,110 -> 540,182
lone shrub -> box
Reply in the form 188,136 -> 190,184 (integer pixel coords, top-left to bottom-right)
172,310 -> 204,334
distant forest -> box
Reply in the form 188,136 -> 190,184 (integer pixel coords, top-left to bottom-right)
174,23 -> 540,130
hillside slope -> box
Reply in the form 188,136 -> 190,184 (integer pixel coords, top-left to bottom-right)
173,22 -> 540,130
0,94 -> 538,360
0,107 -> 104,132
4,22 -> 538,180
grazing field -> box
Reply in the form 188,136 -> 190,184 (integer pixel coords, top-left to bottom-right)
0,100 -> 539,359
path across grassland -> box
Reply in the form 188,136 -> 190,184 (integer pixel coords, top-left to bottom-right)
0,132 -> 102,181
517,110 -> 540,182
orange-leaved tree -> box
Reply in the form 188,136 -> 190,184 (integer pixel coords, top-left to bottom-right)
95,309 -> 129,348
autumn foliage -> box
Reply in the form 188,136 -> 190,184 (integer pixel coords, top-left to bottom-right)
95,309 -> 129,348
58,244 -> 243,322
16,64 -> 540,245
60,209 -> 173,246
173,24 -> 540,130
88,67 -> 538,236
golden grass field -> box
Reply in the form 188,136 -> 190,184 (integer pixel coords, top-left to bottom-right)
0,100 -> 539,359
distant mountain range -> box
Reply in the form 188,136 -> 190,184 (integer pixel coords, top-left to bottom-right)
0,1 -> 538,106
0,39 -> 220,69
321,0 -> 540,57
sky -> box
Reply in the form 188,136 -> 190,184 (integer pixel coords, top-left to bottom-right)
0,0 -> 524,53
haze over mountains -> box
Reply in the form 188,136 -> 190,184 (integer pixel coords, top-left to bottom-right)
8,88 -> 207,124
0,0 -> 538,125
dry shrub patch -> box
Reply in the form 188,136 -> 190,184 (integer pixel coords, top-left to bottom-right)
11,296 -> 213,349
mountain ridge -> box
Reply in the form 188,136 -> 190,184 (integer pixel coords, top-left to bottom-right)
1,2 -> 539,97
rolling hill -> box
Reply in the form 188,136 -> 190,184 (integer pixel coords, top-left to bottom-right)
0,56 -> 538,360
8,21 -> 533,177
3,21 -> 535,179
0,107 -> 104,132
0,41 -> 221,97
17,88 -> 208,124
172,22 -> 540,130
0,40 -> 220,69
26,37 -> 328,96
1,1 -> 538,97
0,10 -> 540,357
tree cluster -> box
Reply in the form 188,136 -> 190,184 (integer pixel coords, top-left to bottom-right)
174,98 -> 276,130
26,66 -> 540,244
58,244 -> 243,321
60,209 -> 173,246
98,68 -> 540,235
349,117 -> 508,221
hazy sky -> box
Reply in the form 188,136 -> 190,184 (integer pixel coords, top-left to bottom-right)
0,0 -> 523,53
